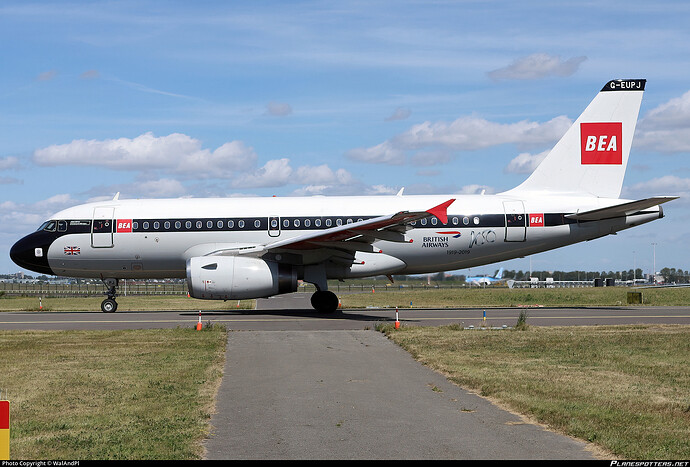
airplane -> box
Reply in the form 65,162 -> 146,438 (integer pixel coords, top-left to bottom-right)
467,267 -> 504,286
10,79 -> 678,313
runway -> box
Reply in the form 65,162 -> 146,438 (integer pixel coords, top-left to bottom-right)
0,293 -> 688,331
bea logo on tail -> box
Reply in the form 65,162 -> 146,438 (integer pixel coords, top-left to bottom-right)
580,122 -> 622,165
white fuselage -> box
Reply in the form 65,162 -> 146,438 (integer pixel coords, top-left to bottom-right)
38,193 -> 661,280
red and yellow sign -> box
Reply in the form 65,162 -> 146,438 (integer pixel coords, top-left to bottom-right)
0,400 -> 8,459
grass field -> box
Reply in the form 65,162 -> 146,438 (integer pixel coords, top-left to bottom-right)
3,284 -> 686,312
0,295 -> 254,312
380,323 -> 690,460
0,325 -> 228,460
340,286 -> 690,308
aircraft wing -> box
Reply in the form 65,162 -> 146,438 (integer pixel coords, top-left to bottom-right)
228,198 -> 455,255
565,196 -> 678,222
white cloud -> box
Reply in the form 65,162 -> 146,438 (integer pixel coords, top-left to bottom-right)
0,194 -> 78,233
80,69 -> 100,80
347,114 -> 570,166
36,69 -> 58,81
231,158 -> 293,188
487,54 -> 587,81
455,184 -> 494,195
33,132 -> 258,177
504,150 -> 550,174
294,164 -> 355,186
233,159 -> 358,190
136,178 -> 188,197
0,177 -> 22,185
395,115 -> 571,150
265,101 -> 293,117
0,156 -> 20,170
31,132 -> 362,193
636,90 -> 690,153
345,140 -> 405,165
623,175 -> 690,200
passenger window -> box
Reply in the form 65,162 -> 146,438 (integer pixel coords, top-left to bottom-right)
254,220 -> 261,228
238,220 -> 245,228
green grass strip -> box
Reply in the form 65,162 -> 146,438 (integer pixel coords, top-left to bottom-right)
0,326 -> 227,459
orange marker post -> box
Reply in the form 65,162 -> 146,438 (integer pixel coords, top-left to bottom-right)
394,307 -> 400,330
196,310 -> 202,331
0,400 -> 9,460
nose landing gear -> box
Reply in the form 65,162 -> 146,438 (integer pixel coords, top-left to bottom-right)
101,278 -> 119,313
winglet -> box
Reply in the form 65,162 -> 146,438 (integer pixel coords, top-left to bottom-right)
426,199 -> 455,224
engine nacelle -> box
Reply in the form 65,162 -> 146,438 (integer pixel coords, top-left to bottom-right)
186,256 -> 297,300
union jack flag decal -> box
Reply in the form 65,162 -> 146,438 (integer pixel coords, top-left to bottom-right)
64,246 -> 80,255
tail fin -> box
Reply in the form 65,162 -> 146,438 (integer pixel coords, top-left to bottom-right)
495,267 -> 504,279
506,79 -> 645,198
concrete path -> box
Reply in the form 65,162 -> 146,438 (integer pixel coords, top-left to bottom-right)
204,330 -> 598,460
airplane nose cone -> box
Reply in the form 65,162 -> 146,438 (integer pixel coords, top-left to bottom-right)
10,233 -> 55,275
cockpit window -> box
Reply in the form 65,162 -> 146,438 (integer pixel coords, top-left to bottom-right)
38,221 -> 57,232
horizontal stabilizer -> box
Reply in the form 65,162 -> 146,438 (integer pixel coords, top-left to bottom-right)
565,196 -> 678,221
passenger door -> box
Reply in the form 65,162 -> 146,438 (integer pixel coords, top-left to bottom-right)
92,207 -> 114,248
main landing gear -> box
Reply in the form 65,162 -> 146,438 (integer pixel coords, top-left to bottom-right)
101,278 -> 119,313
310,290 -> 339,313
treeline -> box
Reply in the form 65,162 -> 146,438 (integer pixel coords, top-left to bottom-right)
505,268 -> 689,283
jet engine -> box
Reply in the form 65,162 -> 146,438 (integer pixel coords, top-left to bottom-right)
186,256 -> 297,300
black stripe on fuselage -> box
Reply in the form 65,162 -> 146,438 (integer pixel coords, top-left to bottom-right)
37,213 -> 581,235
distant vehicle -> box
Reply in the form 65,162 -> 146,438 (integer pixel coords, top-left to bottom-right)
467,267 -> 505,286
10,79 -> 677,313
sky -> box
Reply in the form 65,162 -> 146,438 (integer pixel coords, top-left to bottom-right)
2,0 -> 690,277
